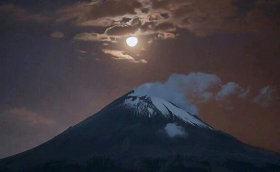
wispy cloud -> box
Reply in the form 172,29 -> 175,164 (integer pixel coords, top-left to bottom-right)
78,50 -> 87,54
50,31 -> 64,38
73,32 -> 114,42
102,49 -> 147,63
2,108 -> 55,125
0,108 -> 62,158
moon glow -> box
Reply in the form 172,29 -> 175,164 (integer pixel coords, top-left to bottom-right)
126,37 -> 138,47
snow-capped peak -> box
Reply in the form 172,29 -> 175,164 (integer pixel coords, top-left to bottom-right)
123,94 -> 213,129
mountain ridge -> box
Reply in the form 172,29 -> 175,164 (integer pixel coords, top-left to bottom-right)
0,91 -> 280,172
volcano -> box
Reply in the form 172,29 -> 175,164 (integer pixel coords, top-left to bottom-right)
0,91 -> 280,172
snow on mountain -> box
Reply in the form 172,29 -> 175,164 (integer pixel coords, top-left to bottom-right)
123,94 -> 213,129
131,83 -> 198,115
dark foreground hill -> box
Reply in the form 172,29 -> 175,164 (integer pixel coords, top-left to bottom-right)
0,91 -> 280,172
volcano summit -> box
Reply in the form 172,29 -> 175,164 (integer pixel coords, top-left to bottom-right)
0,91 -> 279,172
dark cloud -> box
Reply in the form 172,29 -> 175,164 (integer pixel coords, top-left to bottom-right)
160,13 -> 170,19
0,4 -> 48,22
150,0 -> 279,36
120,17 -> 132,24
56,0 -> 280,38
54,0 -> 249,41
57,0 -> 142,25
152,0 -> 176,9
170,0 -> 237,36
147,12 -> 167,21
80,0 -> 142,21
157,32 -> 176,39
141,8 -> 149,14
128,17 -> 142,26
97,21 -> 176,39
154,22 -> 176,32
233,1 -> 280,36
73,20 -> 176,43
183,0 -> 280,36
105,25 -> 139,36
140,21 -> 155,32
172,4 -> 194,18
57,1 -> 177,39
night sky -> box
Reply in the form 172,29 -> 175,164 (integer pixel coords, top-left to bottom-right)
0,0 -> 279,158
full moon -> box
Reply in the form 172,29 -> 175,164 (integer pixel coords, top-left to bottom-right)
126,37 -> 138,47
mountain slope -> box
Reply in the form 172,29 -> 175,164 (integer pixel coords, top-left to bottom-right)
0,91 -> 280,172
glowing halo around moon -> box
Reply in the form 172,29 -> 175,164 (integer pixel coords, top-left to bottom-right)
126,37 -> 138,47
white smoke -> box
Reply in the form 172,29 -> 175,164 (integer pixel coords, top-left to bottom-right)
216,82 -> 250,100
253,86 -> 278,108
131,81 -> 198,115
132,72 -> 252,114
164,123 -> 186,138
